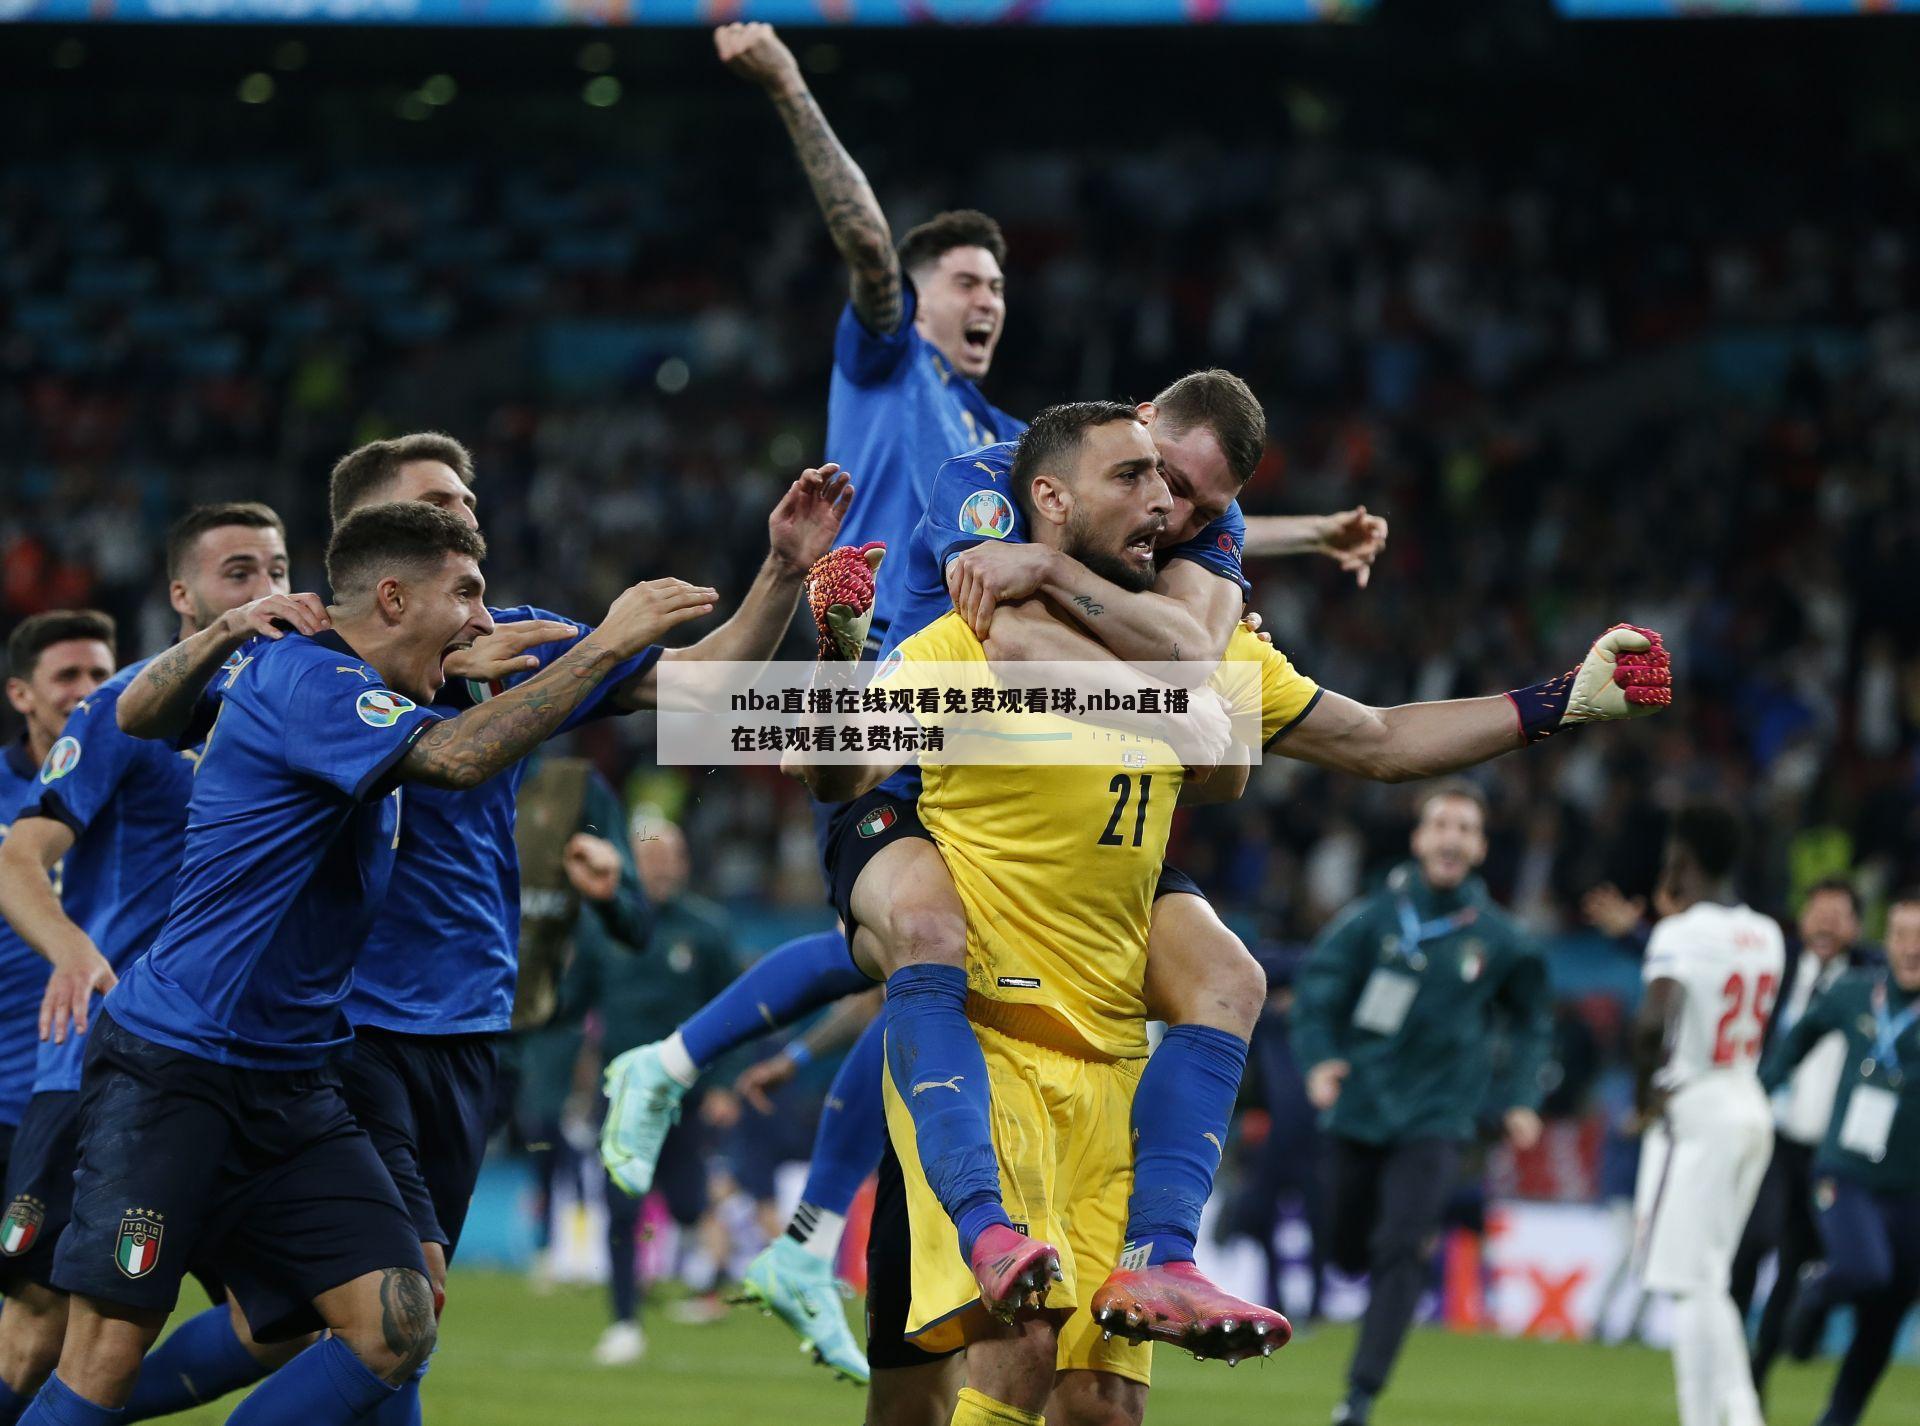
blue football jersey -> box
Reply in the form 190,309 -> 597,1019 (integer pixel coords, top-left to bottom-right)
825,286 -> 1025,645
107,631 -> 437,1069
0,739 -> 51,1124
345,607 -> 661,1036
880,442 -> 1252,663
24,659 -> 199,1093
873,443 -> 1252,802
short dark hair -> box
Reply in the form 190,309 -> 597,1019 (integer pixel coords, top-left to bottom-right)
1152,369 -> 1267,485
164,502 -> 286,582
1418,779 -> 1488,823
329,433 -> 475,528
326,503 -> 488,600
6,610 -> 116,682
1008,401 -> 1144,523
1889,888 -> 1920,917
898,209 -> 1006,280
1671,802 -> 1743,881
1805,875 -> 1861,916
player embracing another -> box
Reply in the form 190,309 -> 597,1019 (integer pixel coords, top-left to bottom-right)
1629,804 -> 1783,1426
790,401 -> 1676,1426
8,505 -> 705,1426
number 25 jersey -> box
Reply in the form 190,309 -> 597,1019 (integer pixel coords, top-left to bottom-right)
1645,901 -> 1786,1093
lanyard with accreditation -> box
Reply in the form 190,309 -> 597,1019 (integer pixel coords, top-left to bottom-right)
1349,893 -> 1480,1038
1837,976 -> 1919,1163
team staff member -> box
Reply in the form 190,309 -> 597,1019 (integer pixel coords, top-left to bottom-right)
1293,783 -> 1553,1426
1762,891 -> 1920,1426
588,814 -> 737,1368
1732,877 -> 1879,1391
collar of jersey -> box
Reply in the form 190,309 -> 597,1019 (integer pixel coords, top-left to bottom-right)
3,734 -> 36,781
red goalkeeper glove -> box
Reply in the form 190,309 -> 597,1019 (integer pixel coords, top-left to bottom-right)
1508,624 -> 1672,744
808,543 -> 886,662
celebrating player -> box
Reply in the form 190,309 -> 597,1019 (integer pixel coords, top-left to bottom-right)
792,401 -> 1673,1426
8,504 -> 708,1426
0,614 -> 117,1185
0,508 -> 311,1424
108,432 -> 849,1420
1628,805 -> 1782,1426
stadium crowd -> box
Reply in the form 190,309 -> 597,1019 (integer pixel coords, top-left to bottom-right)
5,116 -> 1918,935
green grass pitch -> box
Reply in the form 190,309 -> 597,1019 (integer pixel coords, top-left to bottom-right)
158,1269 -> 1919,1424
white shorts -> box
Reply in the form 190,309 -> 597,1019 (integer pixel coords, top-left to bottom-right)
1634,1077 -> 1773,1294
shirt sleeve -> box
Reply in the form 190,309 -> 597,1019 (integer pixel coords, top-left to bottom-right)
1643,918 -> 1690,983
1290,900 -> 1375,1072
439,607 -> 662,736
923,447 -> 1024,570
25,687 -> 140,835
282,661 -> 440,802
832,283 -> 920,389
1162,500 -> 1251,596
581,772 -> 652,953
1490,938 -> 1555,1113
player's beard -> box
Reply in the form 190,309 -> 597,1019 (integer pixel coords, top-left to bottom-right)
1063,510 -> 1158,594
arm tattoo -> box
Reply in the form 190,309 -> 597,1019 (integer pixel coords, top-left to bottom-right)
770,88 -> 902,335
144,644 -> 192,694
1070,594 -> 1105,619
403,640 -> 620,790
377,1267 -> 437,1383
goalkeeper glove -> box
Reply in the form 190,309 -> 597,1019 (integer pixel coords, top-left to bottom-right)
1507,624 -> 1672,744
808,542 -> 886,662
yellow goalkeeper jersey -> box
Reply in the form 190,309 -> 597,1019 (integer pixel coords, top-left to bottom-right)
875,614 -> 1318,1060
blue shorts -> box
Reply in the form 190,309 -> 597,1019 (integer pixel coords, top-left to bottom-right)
822,786 -> 933,936
0,1092 -> 79,1290
335,1028 -> 500,1259
52,1013 -> 423,1340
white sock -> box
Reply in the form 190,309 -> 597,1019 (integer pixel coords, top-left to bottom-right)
1673,1288 -> 1759,1426
785,1203 -> 846,1264
658,1032 -> 699,1088
1711,1290 -> 1764,1426
1671,1292 -> 1718,1426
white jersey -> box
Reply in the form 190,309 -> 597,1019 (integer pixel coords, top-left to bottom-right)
1644,902 -> 1786,1094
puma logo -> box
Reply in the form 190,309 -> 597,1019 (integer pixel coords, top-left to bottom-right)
912,1076 -> 965,1097
1203,1132 -> 1223,1156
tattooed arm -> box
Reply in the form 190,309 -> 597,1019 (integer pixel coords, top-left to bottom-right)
716,23 -> 902,335
117,592 -> 332,740
402,578 -> 718,791
944,542 -> 1230,667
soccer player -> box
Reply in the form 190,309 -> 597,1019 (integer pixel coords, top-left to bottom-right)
0,507 -> 317,1424
1294,783 -> 1554,1426
10,505 -> 701,1426
0,613 -> 117,1185
1762,890 -> 1920,1426
797,401 -> 1673,1426
605,22 -> 1382,1374
795,403 -> 1263,1426
113,433 -> 850,1422
605,368 -> 1376,1374
1628,803 -> 1783,1426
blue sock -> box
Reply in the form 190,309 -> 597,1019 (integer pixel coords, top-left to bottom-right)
18,1374 -> 124,1426
0,1375 -> 31,1426
679,932 -> 869,1069
364,1363 -> 425,1426
1125,1025 -> 1249,1266
223,1337 -> 394,1425
882,965 -> 1006,1259
121,1306 -> 268,1421
794,1013 -> 887,1217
